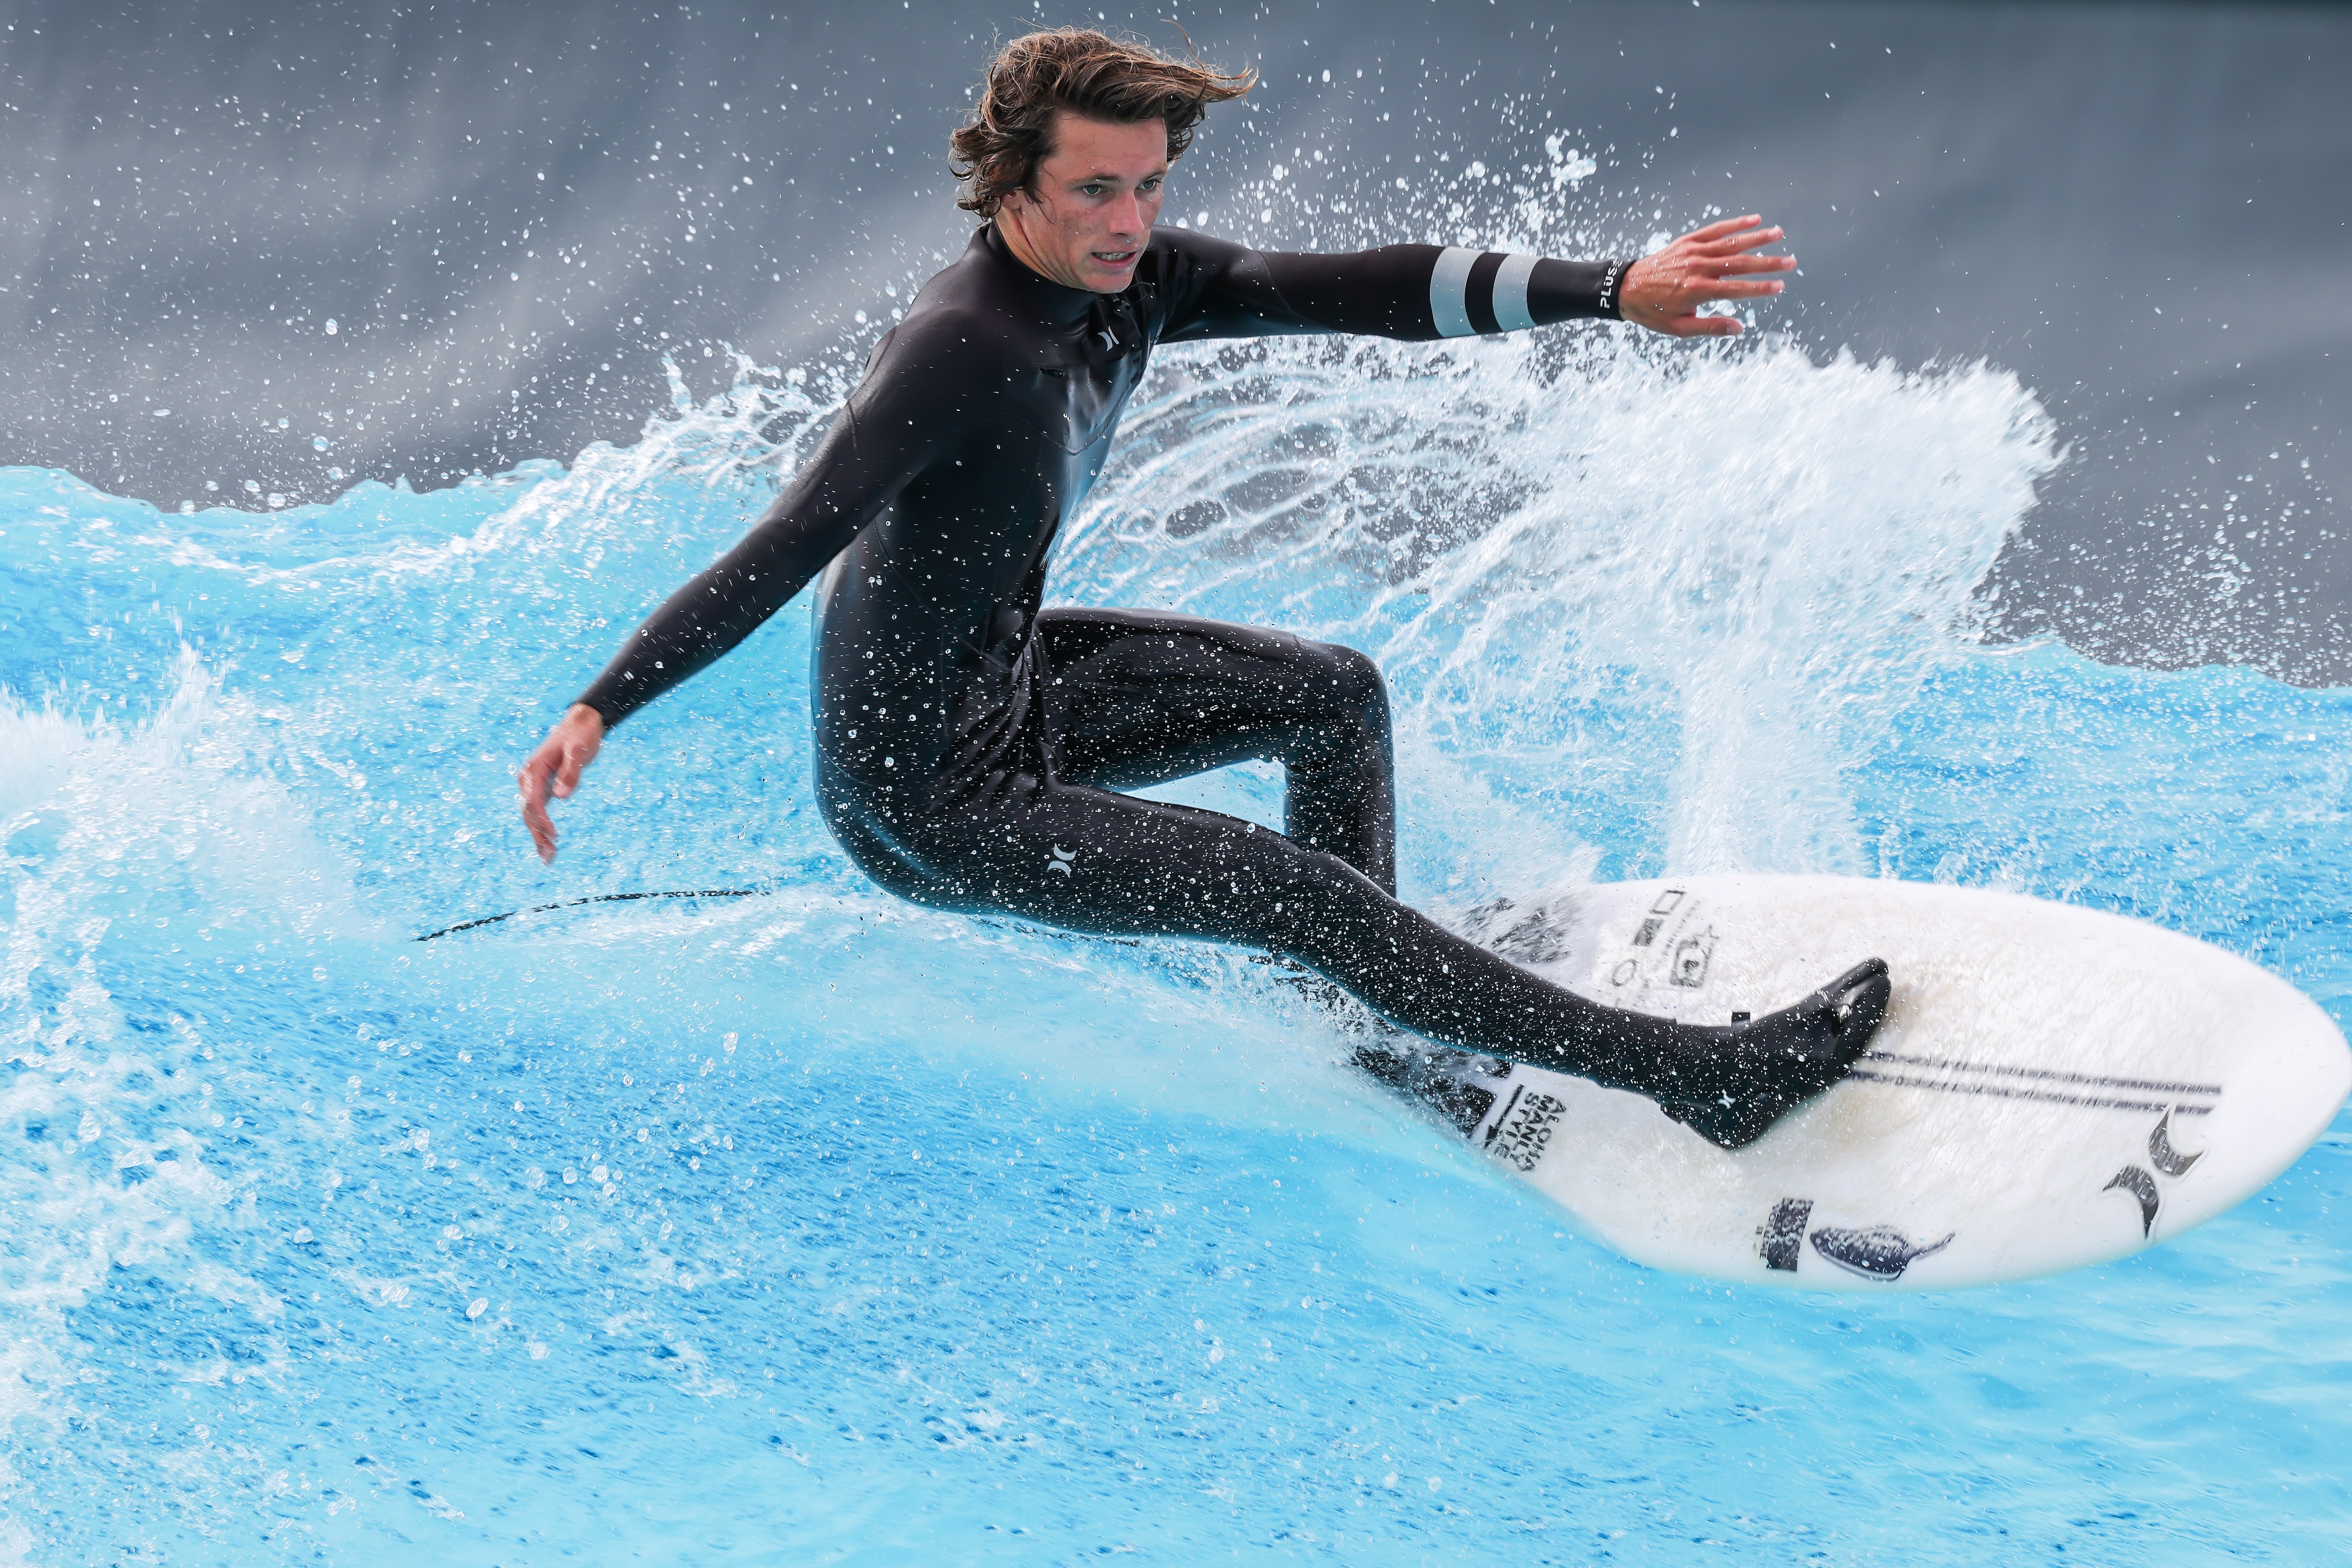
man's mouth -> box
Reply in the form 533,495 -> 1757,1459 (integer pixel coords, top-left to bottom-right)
1090,249 -> 1138,267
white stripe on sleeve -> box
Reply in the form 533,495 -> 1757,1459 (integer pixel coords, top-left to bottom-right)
1491,253 -> 1538,333
1429,246 -> 1478,338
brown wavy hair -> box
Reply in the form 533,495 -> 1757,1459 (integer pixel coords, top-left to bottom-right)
949,29 -> 1254,218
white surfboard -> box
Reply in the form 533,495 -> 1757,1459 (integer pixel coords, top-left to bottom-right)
1355,875 -> 2350,1290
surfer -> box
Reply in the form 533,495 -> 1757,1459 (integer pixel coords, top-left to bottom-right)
515,28 -> 1889,1149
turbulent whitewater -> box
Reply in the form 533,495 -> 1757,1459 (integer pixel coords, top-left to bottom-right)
4,312 -> 2349,1563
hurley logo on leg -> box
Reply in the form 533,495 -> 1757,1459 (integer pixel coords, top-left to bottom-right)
1047,845 -> 1077,877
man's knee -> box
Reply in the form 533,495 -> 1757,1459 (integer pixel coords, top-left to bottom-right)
1300,641 -> 1391,753
1313,642 -> 1385,704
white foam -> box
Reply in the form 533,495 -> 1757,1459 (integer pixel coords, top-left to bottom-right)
1065,332 -> 2058,883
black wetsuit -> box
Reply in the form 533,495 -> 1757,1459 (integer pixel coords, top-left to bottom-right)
576,224 -> 1887,1148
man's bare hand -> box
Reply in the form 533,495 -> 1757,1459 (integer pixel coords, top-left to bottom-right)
1618,214 -> 1795,338
519,703 -> 606,864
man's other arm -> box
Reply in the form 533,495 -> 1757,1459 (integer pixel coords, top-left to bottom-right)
1159,213 -> 1791,343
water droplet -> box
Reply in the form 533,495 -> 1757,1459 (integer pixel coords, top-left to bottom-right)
323,318 -> 337,335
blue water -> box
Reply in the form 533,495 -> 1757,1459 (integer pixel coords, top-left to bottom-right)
4,320 -> 2349,1564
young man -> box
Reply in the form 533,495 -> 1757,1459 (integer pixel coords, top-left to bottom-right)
517,29 -> 1889,1148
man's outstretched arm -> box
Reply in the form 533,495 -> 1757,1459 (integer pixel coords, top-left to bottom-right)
518,328 -> 955,862
1163,213 -> 1792,342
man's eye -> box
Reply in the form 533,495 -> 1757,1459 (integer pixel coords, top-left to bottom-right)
1080,184 -> 1106,196
1139,178 -> 1162,193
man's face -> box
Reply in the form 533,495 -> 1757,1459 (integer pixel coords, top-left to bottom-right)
998,111 -> 1169,293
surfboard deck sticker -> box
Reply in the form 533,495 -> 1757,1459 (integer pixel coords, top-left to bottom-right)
1353,875 -> 2351,1291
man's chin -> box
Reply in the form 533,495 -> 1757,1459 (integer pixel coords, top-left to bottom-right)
1083,256 -> 1140,291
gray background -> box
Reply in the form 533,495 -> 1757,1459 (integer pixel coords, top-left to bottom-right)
3,0 -> 2344,679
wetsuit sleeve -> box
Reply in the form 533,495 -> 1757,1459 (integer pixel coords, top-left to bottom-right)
574,347 -> 941,727
1153,228 -> 1628,344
